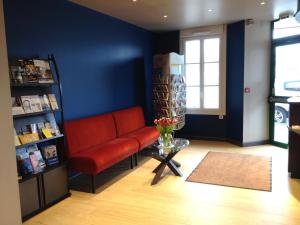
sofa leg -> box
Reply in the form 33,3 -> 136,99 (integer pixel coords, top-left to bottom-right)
91,175 -> 96,193
130,155 -> 134,169
134,153 -> 138,166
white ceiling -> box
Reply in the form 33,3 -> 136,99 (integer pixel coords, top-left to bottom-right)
70,0 -> 298,31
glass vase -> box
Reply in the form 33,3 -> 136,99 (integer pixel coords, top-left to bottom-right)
158,133 -> 174,154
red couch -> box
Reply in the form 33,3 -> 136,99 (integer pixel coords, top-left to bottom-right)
64,106 -> 159,193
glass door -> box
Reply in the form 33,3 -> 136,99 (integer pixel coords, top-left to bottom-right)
270,42 -> 300,147
270,18 -> 300,148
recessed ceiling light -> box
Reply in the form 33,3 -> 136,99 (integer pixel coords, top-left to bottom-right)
260,1 -> 266,5
132,0 -> 137,2
163,15 -> 168,18
208,9 -> 213,12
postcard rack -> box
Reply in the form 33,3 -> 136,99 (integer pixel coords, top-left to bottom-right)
153,53 -> 186,130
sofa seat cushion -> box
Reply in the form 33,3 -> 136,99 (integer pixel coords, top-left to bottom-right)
69,138 -> 139,175
122,127 -> 159,150
113,106 -> 145,136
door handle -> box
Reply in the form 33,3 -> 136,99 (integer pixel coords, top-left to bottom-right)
268,96 -> 289,103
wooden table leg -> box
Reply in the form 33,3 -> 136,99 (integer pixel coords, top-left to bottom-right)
153,162 -> 166,173
171,159 -> 181,167
167,160 -> 183,177
151,163 -> 167,185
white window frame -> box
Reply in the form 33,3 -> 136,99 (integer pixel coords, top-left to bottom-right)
180,25 -> 227,116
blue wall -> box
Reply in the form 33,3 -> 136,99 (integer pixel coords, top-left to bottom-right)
4,0 -> 153,122
226,21 -> 245,144
4,0 -> 246,142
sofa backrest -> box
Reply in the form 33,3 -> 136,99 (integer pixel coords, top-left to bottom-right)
113,106 -> 145,136
65,113 -> 117,156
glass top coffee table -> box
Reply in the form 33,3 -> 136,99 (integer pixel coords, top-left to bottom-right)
149,138 -> 189,185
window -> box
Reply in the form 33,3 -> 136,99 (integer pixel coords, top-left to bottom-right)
181,26 -> 226,115
273,17 -> 300,39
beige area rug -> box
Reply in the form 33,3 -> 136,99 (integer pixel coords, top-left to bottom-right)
186,152 -> 272,191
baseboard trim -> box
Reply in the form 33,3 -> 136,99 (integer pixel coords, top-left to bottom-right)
227,139 -> 243,147
242,140 -> 270,147
176,134 -> 270,148
175,134 -> 227,142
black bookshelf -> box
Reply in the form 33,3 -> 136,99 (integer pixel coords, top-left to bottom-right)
10,54 -> 70,221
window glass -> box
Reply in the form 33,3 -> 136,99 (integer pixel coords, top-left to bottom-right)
204,63 -> 219,86
275,43 -> 300,97
186,64 -> 200,86
185,40 -> 200,63
186,87 -> 200,108
204,38 -> 220,62
182,33 -> 224,115
204,86 -> 219,109
273,18 -> 300,39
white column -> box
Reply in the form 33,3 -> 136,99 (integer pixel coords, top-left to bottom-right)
0,0 -> 22,224
243,20 -> 271,144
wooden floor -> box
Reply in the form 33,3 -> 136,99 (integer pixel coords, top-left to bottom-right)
25,140 -> 300,225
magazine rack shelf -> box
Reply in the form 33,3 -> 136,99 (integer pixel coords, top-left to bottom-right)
153,53 -> 186,130
11,82 -> 59,87
15,134 -> 64,150
13,109 -> 62,119
10,54 -> 70,221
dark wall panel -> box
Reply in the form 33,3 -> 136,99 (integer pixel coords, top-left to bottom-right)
153,31 -> 180,54
176,115 -> 227,140
226,21 -> 245,144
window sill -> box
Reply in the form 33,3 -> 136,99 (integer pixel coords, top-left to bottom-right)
186,108 -> 226,116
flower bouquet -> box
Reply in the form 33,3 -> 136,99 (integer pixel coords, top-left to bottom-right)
154,117 -> 177,149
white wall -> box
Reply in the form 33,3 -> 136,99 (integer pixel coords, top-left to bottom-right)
243,20 -> 271,144
0,0 -> 22,224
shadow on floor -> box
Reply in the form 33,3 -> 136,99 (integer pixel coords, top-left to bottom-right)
68,150 -> 152,193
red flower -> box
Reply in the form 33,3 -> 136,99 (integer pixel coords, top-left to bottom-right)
154,117 -> 177,127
